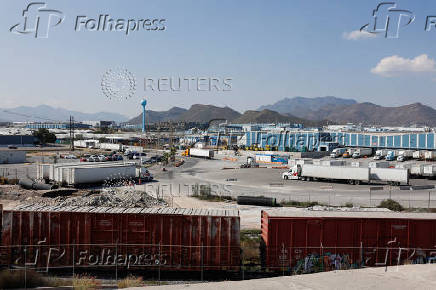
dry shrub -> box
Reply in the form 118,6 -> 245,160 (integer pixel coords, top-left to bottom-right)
72,274 -> 101,290
117,275 -> 144,288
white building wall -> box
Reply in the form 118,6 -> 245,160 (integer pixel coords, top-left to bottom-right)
0,150 -> 26,164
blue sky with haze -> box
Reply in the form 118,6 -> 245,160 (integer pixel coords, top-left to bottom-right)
2,0 -> 436,117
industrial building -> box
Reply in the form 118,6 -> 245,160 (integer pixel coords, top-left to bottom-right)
26,122 -> 91,129
243,129 -> 436,151
0,135 -> 37,147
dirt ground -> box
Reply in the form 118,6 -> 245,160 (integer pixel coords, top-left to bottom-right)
126,264 -> 436,290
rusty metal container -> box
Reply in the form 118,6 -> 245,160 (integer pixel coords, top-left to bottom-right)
0,205 -> 240,272
261,210 -> 436,272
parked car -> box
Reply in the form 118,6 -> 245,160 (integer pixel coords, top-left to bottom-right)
88,155 -> 99,162
80,154 -> 90,162
142,157 -> 153,164
97,155 -> 107,162
111,154 -> 123,161
64,154 -> 77,159
133,152 -> 147,159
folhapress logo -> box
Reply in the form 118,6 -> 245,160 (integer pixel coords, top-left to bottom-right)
10,2 -> 64,38
360,2 -> 415,38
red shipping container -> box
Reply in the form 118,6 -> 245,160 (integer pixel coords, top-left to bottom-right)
0,205 -> 240,272
261,210 -> 436,273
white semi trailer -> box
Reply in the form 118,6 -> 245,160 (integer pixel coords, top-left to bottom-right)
423,164 -> 436,178
330,148 -> 347,158
189,148 -> 214,159
352,148 -> 373,158
282,164 -> 370,185
283,164 -> 409,185
100,143 -> 122,151
369,167 -> 409,186
37,162 -> 138,186
61,164 -> 136,186
397,150 -> 413,162
374,149 -> 389,160
424,151 -> 436,161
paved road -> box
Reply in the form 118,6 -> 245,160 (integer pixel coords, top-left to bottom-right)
149,157 -> 436,208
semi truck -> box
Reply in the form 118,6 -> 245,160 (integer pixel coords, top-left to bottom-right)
373,149 -> 389,160
330,148 -> 347,158
385,151 -> 396,161
282,164 -> 370,185
397,150 -> 413,162
352,148 -> 373,159
342,148 -> 356,158
413,150 -> 425,160
423,164 -> 436,178
282,164 -> 409,185
424,151 -> 436,161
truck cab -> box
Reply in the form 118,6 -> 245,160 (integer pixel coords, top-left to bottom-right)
330,148 -> 346,158
282,167 -> 299,180
385,151 -> 396,161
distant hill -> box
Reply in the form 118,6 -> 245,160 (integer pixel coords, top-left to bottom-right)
1,105 -> 128,123
308,102 -> 436,126
128,107 -> 187,124
175,104 -> 241,123
128,104 -> 241,124
232,109 -> 325,126
258,96 -> 357,118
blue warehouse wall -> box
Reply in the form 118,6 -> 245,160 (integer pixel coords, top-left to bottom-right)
243,131 -> 436,151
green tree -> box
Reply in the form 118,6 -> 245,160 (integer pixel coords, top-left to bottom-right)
33,128 -> 56,145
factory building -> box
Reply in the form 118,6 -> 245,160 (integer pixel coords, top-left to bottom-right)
26,122 -> 91,129
243,130 -> 436,151
0,135 -> 37,147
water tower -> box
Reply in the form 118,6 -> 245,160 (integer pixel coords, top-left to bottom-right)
141,99 -> 147,132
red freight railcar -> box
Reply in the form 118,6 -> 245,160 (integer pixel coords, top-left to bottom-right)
0,205 -> 240,272
261,210 -> 436,272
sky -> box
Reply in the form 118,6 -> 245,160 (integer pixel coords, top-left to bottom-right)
2,0 -> 436,118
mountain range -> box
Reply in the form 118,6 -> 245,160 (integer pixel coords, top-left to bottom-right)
304,102 -> 436,126
258,96 -> 357,118
1,105 -> 128,123
128,104 -> 325,126
2,97 -> 436,126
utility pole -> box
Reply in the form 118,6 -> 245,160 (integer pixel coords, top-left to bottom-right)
72,116 -> 75,151
69,116 -> 72,151
70,115 -> 75,151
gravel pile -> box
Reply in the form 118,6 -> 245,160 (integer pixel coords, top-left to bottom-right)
54,188 -> 167,208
